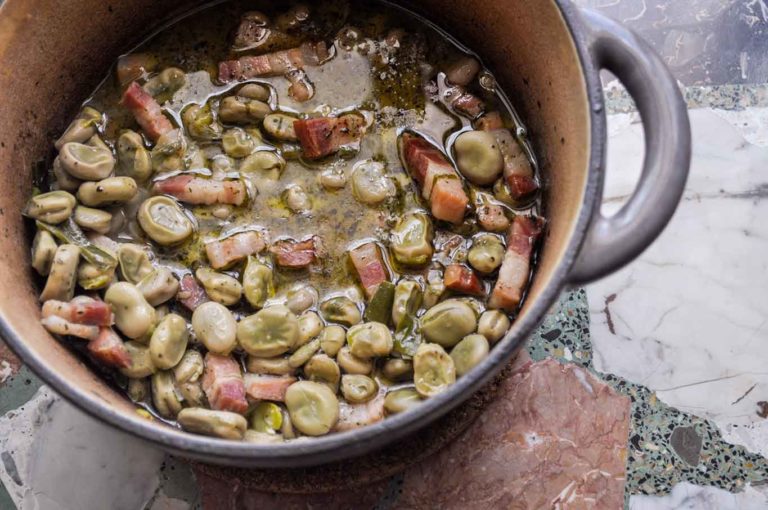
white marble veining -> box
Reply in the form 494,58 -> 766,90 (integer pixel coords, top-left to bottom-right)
629,482 -> 768,509
588,108 -> 768,454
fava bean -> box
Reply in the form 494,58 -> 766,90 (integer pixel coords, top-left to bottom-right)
384,388 -> 421,415
31,230 -> 58,276
192,302 -> 237,354
350,160 -> 394,205
127,377 -> 149,402
390,213 -> 433,267
477,310 -> 510,344
303,354 -> 340,391
77,177 -> 138,206
219,96 -> 271,124
177,407 -> 246,439
381,358 -> 413,381
117,244 -> 154,283
105,282 -> 156,339
336,346 -> 373,375
391,280 -> 422,326
174,350 -> 204,383
297,311 -> 323,346
152,370 -> 183,418
137,196 -> 194,245
151,130 -> 186,172
454,130 -> 503,185
74,206 -> 113,234
59,142 -> 115,181
413,343 -> 456,397
246,355 -> 296,376
40,244 -> 80,302
120,341 -> 157,378
178,380 -> 207,407
24,191 -> 76,224
144,67 -> 186,98
150,313 -> 189,369
240,151 -> 285,179
55,107 -> 101,150
238,83 -> 270,101
262,113 -> 298,141
137,267 -> 179,306
419,299 -> 477,347
289,338 -> 320,368
450,334 -> 489,376
341,374 -> 378,404
468,234 -> 504,274
53,157 -> 83,192
182,103 -> 223,141
318,325 -> 345,357
346,322 -> 393,359
77,260 -> 116,290
285,381 -> 339,436
237,305 -> 299,357
242,256 -> 273,309
251,401 -> 283,434
319,296 -> 361,327
222,127 -> 256,158
196,268 -> 242,306
319,168 -> 346,189
285,285 -> 317,314
117,130 -> 153,182
283,185 -> 311,213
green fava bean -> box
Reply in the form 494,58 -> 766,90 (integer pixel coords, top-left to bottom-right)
477,310 -> 511,344
450,334 -> 489,377
319,296 -> 361,327
59,142 -> 115,181
118,244 -> 154,283
468,234 -> 505,274
182,103 -> 223,141
53,156 -> 83,192
244,430 -> 285,444
178,380 -> 207,407
341,374 -> 378,404
240,151 -> 285,180
384,388 -> 422,415
419,299 -> 477,347
297,311 -> 323,346
77,177 -> 138,206
391,279 -> 422,327
178,408 -> 246,440
251,401 -> 283,433
174,350 -> 204,383
137,196 -> 194,245
24,191 -> 76,224
346,322 -> 393,359
150,313 -> 189,369
413,343 -> 456,397
289,338 -> 320,368
242,256 -> 273,309
336,346 -> 373,375
196,268 -> 242,306
237,305 -> 299,357
127,377 -> 149,402
77,261 -> 116,290
246,355 -> 296,376
318,325 -> 345,357
285,381 -> 339,436
137,267 -> 179,306
363,281 -> 395,324
390,212 -> 433,267
285,285 -> 317,314
381,358 -> 413,381
40,244 -> 80,302
262,113 -> 298,141
31,229 -> 58,276
119,341 -> 157,378
117,130 -> 153,182
454,130 -> 503,185
304,354 -> 341,391
152,370 -> 183,418
192,302 -> 237,355
73,206 -> 112,234
55,107 -> 100,150
105,282 -> 156,339
222,127 -> 256,158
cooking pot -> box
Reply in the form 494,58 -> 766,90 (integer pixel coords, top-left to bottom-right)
0,0 -> 690,467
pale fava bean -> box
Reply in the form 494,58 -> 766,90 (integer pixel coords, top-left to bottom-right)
350,160 -> 394,205
178,408 -> 247,440
242,256 -> 273,309
384,388 -> 422,415
262,113 -> 298,141
319,168 -> 346,190
454,130 -> 503,186
318,325 -> 345,357
24,190 -> 76,224
54,107 -> 101,150
117,130 -> 153,182
246,355 -> 296,376
137,267 -> 179,306
285,381 -> 340,436
477,310 -> 510,344
390,213 -> 433,267
297,311 -> 323,346
413,343 -> 456,397
319,296 -> 361,327
381,358 -> 413,381
127,377 -> 149,402
219,96 -> 271,124
285,285 -> 317,314
151,130 -> 186,172
77,261 -> 116,290
120,341 -> 157,378
31,229 -> 58,276
288,338 -> 320,368
467,234 -> 505,274
59,142 -> 115,181
450,334 -> 489,377
391,279 -> 422,327
174,350 -> 204,383
105,282 -> 156,339
182,103 -> 223,141
117,243 -> 153,283
222,128 -> 256,158
240,151 -> 285,180
346,322 -> 393,359
304,354 -> 341,391
238,83 -> 270,101
150,313 -> 189,369
419,299 -> 477,347
341,374 -> 378,404
77,177 -> 138,207
283,185 -> 311,213
53,156 -> 83,192
73,205 -> 112,234
178,380 -> 207,407
152,370 -> 183,418
40,244 -> 80,302
336,346 -> 373,375
237,305 -> 300,357
191,302 -> 238,355
196,268 -> 242,306
137,196 -> 194,246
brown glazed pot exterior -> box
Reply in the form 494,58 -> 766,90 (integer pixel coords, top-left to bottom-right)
0,0 -> 689,466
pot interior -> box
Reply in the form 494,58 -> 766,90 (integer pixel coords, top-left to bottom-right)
0,0 -> 591,461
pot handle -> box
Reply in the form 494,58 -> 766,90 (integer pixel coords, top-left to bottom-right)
567,9 -> 691,285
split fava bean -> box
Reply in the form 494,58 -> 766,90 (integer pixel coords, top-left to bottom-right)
251,401 -> 283,433
174,350 -> 204,383
40,244 -> 80,302
74,206 -> 113,234
78,261 -> 116,290
297,311 -> 323,346
477,310 -> 511,344
390,213 -> 433,267
237,305 -> 299,357
59,142 -> 115,181
318,325 -> 345,357
303,354 -> 340,391
246,355 -> 296,376
222,127 -> 256,157
178,380 -> 207,407
120,341 -> 157,378
384,388 -> 422,415
285,381 -> 339,436
288,338 -> 320,368
117,130 -> 153,182
137,267 -> 179,306
192,301 -> 237,355
413,342 -> 456,397
178,407 -> 246,440
182,103 -> 223,141
31,229 -> 58,276
219,96 -> 271,124
419,299 -> 477,347
242,256 -> 273,309
137,196 -> 194,245
346,322 -> 393,359
150,313 -> 189,369
196,268 -> 242,306
118,244 -> 153,283
105,282 -> 156,339
77,177 -> 138,206
340,374 -> 378,404
391,279 -> 422,326
336,346 -> 373,375
24,191 -> 76,224
450,334 -> 489,377
152,370 -> 183,418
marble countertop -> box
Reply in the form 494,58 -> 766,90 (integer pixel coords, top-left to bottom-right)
1,0 -> 768,509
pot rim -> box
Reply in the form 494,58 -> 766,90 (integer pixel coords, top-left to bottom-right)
0,0 -> 605,467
